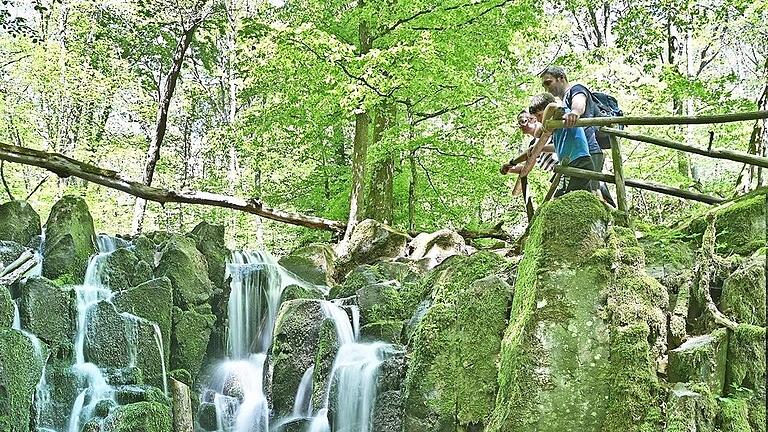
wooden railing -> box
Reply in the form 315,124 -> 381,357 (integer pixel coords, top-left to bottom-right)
514,110 -> 768,227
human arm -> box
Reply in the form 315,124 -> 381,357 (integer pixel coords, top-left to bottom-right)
564,92 -> 587,127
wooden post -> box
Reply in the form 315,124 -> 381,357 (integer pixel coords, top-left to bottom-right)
609,134 -> 629,226
521,176 -> 535,222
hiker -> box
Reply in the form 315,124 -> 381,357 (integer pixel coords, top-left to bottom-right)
528,93 -> 596,197
539,66 -> 616,206
500,109 -> 558,176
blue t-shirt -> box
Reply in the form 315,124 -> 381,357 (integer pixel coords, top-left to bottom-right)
553,109 -> 591,165
564,84 -> 601,154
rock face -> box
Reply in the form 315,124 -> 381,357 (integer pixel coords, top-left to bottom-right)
0,284 -> 12,328
98,248 -> 154,291
84,300 -> 133,368
668,329 -> 728,395
487,192 -> 667,432
170,307 -> 215,383
687,188 -> 767,256
337,219 -> 409,278
406,229 -> 467,270
102,401 -> 173,432
270,299 -> 326,417
156,235 -> 215,310
329,261 -> 421,300
719,252 -> 766,326
0,200 -> 41,246
0,329 -> 44,432
18,276 -> 74,351
279,243 -> 337,287
42,195 -> 98,283
666,382 -> 718,432
725,324 -> 766,430
403,252 -> 511,432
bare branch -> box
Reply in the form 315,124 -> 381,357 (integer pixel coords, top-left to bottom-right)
0,160 -> 15,200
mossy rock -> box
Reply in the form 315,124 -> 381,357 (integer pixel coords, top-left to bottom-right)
403,253 -> 511,432
170,307 -> 215,384
311,318 -> 340,413
372,390 -> 404,432
407,229 -> 467,270
0,329 -> 44,432
330,261 -> 421,300
360,320 -> 403,344
98,248 -> 153,291
687,188 -> 767,256
102,401 -> 172,432
279,243 -> 337,287
188,222 -> 229,292
42,195 -> 98,283
725,324 -> 766,396
270,299 -> 326,417
132,235 -> 158,267
0,285 -> 12,328
18,276 -> 74,350
357,281 -> 406,325
37,358 -> 82,431
114,384 -> 169,405
636,222 -> 695,280
0,200 -> 41,247
337,219 -> 409,278
665,382 -> 718,432
718,397 -> 752,432
281,283 -> 327,302
84,300 -> 133,368
155,235 -> 214,310
719,252 -> 766,326
668,329 -> 728,395
113,277 -> 173,367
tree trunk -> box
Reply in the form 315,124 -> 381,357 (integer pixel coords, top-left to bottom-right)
131,16 -> 204,234
343,7 -> 371,241
408,150 -> 416,231
365,102 -> 397,224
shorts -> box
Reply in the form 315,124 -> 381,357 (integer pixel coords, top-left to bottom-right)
554,156 -> 597,197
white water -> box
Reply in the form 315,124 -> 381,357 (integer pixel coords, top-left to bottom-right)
152,323 -> 169,396
12,300 -> 20,330
292,365 -> 315,417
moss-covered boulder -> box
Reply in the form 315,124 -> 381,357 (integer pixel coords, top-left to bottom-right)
668,329 -> 728,395
18,276 -> 74,350
687,188 -> 767,256
0,200 -> 41,247
270,299 -> 326,417
337,219 -> 409,278
311,318 -> 340,413
719,252 -> 766,326
170,307 -> 215,384
0,285 -> 12,328
279,243 -> 337,287
718,396 -> 752,432
373,390 -> 404,432
357,281 -> 406,325
281,283 -> 327,302
37,358 -> 82,431
0,329 -> 44,432
330,261 -> 422,301
42,195 -> 98,283
84,300 -> 133,368
403,252 -> 510,432
188,222 -> 229,292
102,401 -> 173,432
636,223 -> 695,281
360,320 -> 403,344
487,193 -> 667,432
725,323 -> 766,430
155,236 -> 214,310
98,248 -> 153,291
666,382 -> 718,432
407,229 -> 467,270
132,235 -> 159,267
113,277 -> 173,365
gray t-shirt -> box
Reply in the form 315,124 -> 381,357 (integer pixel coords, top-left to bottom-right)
563,84 -> 601,154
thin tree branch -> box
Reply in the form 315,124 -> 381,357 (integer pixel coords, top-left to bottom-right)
0,160 -> 15,200
25,175 -> 49,200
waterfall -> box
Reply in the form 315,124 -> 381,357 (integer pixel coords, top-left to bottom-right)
292,366 -> 315,417
12,300 -> 20,330
330,343 -> 389,432
152,323 -> 169,396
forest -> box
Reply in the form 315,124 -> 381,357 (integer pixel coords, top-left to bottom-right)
0,1 -> 766,432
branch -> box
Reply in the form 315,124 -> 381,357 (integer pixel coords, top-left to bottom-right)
0,160 -> 15,200
0,143 -> 346,233
412,96 -> 487,126
25,175 -> 49,200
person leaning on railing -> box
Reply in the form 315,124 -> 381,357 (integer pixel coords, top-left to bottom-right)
500,109 -> 559,176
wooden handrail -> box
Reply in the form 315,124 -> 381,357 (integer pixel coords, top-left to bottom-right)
544,110 -> 768,129
552,165 -> 725,205
600,127 -> 768,169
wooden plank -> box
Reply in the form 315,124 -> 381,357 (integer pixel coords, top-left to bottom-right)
552,166 -> 725,205
600,127 -> 768,169
609,134 -> 629,225
544,110 -> 768,129
521,176 -> 535,222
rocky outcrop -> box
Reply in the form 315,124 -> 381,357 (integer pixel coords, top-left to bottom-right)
42,195 -> 98,283
719,251 -> 766,326
336,219 -> 409,278
98,248 -> 154,291
687,188 -> 766,256
155,235 -> 215,310
279,243 -> 337,287
404,252 -> 511,432
84,300 -> 134,368
487,192 -> 667,432
18,276 -> 74,351
0,329 -> 44,432
170,307 -> 215,383
668,329 -> 728,395
406,229 -> 467,270
270,299 -> 326,417
102,401 -> 173,432
0,200 -> 41,246
329,261 -> 421,300
0,284 -> 12,328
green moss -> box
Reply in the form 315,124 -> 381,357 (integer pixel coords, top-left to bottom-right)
0,329 -> 44,432
278,243 -> 337,287
155,235 -> 214,310
42,195 -> 98,283
668,329 -> 728,395
168,369 -> 191,386
0,285 -> 12,328
102,401 -> 172,432
687,189 -> 767,256
636,222 -> 695,278
665,382 -> 718,432
18,276 -> 74,350
404,252 -> 510,431
725,324 -> 766,394
188,222 -> 229,294
281,284 -> 327,302
720,255 -> 766,326
360,320 -> 403,344
311,318 -> 339,413
718,397 -> 751,432
0,200 -> 41,246
170,307 -> 215,384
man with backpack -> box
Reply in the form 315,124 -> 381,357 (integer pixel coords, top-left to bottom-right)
539,66 -> 617,207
